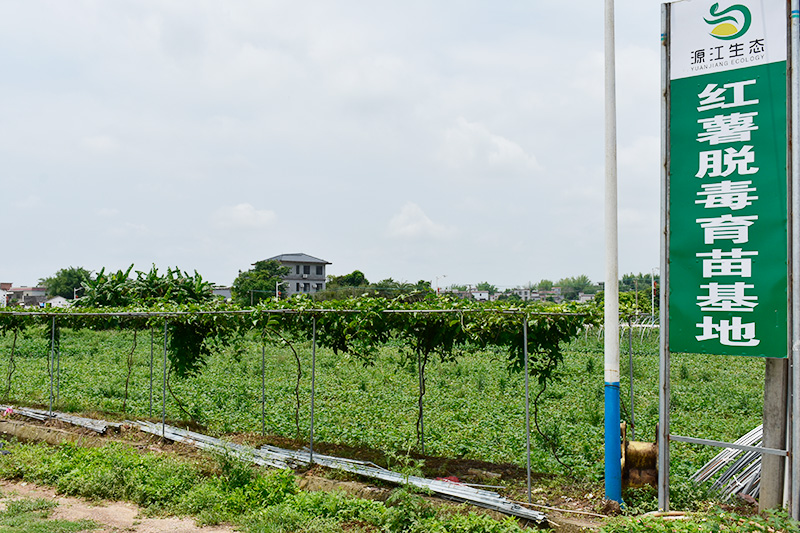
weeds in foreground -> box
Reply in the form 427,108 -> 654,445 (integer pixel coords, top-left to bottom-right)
0,496 -> 97,532
0,441 -> 528,532
602,508 -> 798,533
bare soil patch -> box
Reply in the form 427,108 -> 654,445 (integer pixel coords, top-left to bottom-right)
0,479 -> 235,533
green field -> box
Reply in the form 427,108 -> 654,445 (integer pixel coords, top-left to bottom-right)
0,324 -> 765,486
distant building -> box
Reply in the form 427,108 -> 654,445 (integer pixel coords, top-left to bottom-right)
264,253 -> 331,296
512,288 -> 532,301
10,287 -> 47,307
45,296 -> 71,308
471,290 -> 489,302
533,287 -> 564,303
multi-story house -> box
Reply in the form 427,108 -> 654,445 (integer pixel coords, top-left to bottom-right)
9,286 -> 47,307
266,253 -> 331,296
512,288 -> 532,301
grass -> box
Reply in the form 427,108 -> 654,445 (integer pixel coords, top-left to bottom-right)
0,441 -> 794,533
0,441 -> 529,532
601,508 -> 798,532
0,496 -> 97,532
0,325 -> 768,507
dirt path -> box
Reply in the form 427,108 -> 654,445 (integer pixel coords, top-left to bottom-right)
0,480 -> 237,533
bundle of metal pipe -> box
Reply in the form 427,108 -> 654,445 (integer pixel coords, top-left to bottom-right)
0,405 -> 121,435
134,421 -> 547,525
692,425 -> 763,500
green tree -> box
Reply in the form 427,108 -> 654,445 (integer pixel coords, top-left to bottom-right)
495,291 -> 522,302
620,272 -> 658,293
39,266 -> 93,299
536,279 -> 554,291
557,275 -> 595,301
475,282 -> 498,295
231,260 -> 291,306
327,270 -> 368,288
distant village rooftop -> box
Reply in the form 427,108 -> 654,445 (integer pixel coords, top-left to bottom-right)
261,253 -> 331,265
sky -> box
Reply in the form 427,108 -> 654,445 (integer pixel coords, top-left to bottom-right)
2,0 -> 666,290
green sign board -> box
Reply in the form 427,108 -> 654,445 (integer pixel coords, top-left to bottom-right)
668,1 -> 788,357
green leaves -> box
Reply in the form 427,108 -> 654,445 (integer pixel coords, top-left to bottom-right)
231,260 -> 291,307
76,265 -> 214,308
0,297 -> 590,392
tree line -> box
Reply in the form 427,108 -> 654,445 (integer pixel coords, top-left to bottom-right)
34,264 -> 659,310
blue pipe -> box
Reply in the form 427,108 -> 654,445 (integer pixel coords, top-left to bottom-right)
605,381 -> 622,502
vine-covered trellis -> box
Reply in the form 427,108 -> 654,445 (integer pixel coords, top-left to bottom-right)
0,295 -> 593,497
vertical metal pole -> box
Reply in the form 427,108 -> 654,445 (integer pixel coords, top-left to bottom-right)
651,269 -> 656,316
787,362 -> 793,509
658,2 -> 671,512
261,339 -> 266,436
48,317 -> 55,417
149,328 -> 154,418
418,352 -> 425,454
603,0 -> 622,504
523,318 -> 532,504
628,317 -> 635,441
162,320 -> 168,440
309,317 -> 317,463
56,328 -> 61,406
791,0 -> 800,519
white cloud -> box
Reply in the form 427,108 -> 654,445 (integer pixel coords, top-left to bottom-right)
82,135 -> 120,154
95,208 -> 119,217
438,118 -> 542,178
105,222 -> 149,238
387,203 -> 455,239
212,203 -> 277,229
16,195 -> 42,209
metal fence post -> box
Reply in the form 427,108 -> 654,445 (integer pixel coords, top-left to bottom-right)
261,336 -> 266,436
791,0 -> 800,518
48,317 -> 55,417
524,318 -> 532,504
310,317 -> 317,463
658,3 -> 671,512
149,328 -> 154,418
628,316 -> 635,440
162,320 -> 168,440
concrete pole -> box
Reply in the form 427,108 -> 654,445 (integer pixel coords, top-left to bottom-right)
604,0 -> 622,503
760,358 -> 788,511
